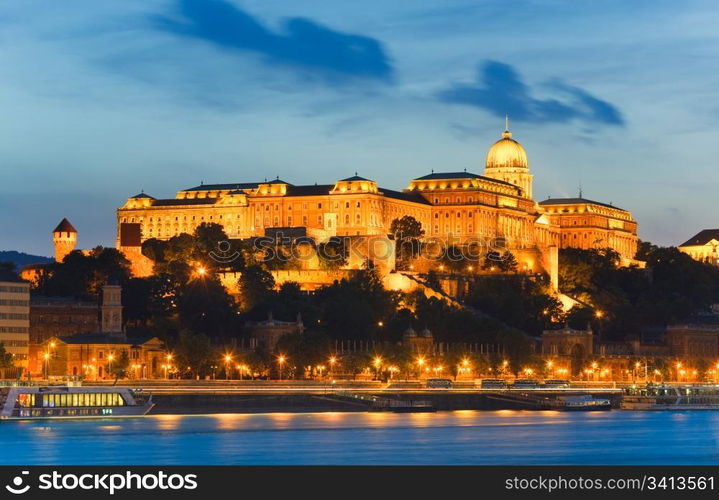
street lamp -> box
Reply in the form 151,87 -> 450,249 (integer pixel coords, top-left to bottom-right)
277,355 -> 286,380
224,354 -> 233,380
43,352 -> 50,380
373,357 -> 382,380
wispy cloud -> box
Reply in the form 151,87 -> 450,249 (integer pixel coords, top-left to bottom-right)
437,60 -> 623,126
154,0 -> 394,84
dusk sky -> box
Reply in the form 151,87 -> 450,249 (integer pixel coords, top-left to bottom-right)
2,0 -> 718,256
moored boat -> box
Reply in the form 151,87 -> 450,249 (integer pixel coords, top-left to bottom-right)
621,384 -> 719,410
0,385 -> 154,420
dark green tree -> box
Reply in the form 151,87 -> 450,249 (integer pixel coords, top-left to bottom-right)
239,265 -> 276,311
390,216 -> 424,270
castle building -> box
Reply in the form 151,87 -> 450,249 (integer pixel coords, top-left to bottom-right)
116,124 -> 639,277
539,198 -> 638,263
678,229 -> 719,264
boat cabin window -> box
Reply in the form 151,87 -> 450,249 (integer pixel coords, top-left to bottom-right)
39,392 -> 126,408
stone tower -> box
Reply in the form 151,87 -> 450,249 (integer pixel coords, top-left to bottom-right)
52,218 -> 77,262
101,285 -> 123,336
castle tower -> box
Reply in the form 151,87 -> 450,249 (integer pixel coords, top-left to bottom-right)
484,118 -> 534,199
101,285 -> 123,336
52,218 -> 77,262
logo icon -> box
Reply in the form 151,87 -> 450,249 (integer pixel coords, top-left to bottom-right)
209,240 -> 241,264
6,471 -> 30,495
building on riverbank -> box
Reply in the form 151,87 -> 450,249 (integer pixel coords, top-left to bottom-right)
0,278 -> 30,374
28,284 -> 168,379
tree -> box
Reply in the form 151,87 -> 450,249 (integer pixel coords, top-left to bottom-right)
390,216 -> 424,270
275,330 -> 333,378
0,343 -> 16,379
174,330 -> 214,379
482,250 -> 518,272
318,237 -> 348,270
239,265 -> 276,311
35,247 -> 131,298
108,350 -> 130,379
176,276 -> 239,337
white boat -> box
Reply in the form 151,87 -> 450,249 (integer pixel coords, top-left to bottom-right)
0,385 -> 154,420
621,384 -> 719,410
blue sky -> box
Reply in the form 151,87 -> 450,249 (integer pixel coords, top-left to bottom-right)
2,0 -> 719,255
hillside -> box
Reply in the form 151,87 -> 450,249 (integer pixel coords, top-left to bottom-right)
0,250 -> 52,270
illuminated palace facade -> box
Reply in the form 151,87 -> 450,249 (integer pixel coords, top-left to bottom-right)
116,125 -> 639,276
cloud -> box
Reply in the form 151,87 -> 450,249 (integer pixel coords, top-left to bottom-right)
437,60 -> 623,126
154,0 -> 393,84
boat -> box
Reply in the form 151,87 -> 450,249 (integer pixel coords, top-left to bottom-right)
383,399 -> 436,413
621,384 -> 719,410
0,385 -> 154,420
487,392 -> 611,411
556,395 -> 612,411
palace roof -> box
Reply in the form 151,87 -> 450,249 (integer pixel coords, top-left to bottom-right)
381,188 -> 431,204
183,182 -> 261,192
539,197 -> 626,212
412,171 -> 518,188
679,229 -> 719,247
52,218 -> 77,233
286,184 -> 335,196
413,171 -> 485,181
340,175 -> 372,182
153,198 -> 218,206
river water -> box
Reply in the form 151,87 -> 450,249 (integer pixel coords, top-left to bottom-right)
1,410 -> 718,465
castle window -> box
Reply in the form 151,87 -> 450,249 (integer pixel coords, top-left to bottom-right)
433,225 -> 438,234
265,205 -> 269,211
445,198 -> 449,204
468,212 -> 473,218
434,198 -> 439,204
468,197 -> 473,203
356,201 -> 360,208
317,215 -> 322,224
445,213 -> 449,218
345,214 -> 350,224
303,216 -> 308,225
288,216 -> 293,225
274,216 -> 279,225
434,213 -> 439,219
318,203 -> 322,209
345,202 -> 350,209
456,197 -> 461,204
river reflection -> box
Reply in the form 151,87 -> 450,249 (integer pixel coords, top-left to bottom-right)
1,410 -> 718,465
